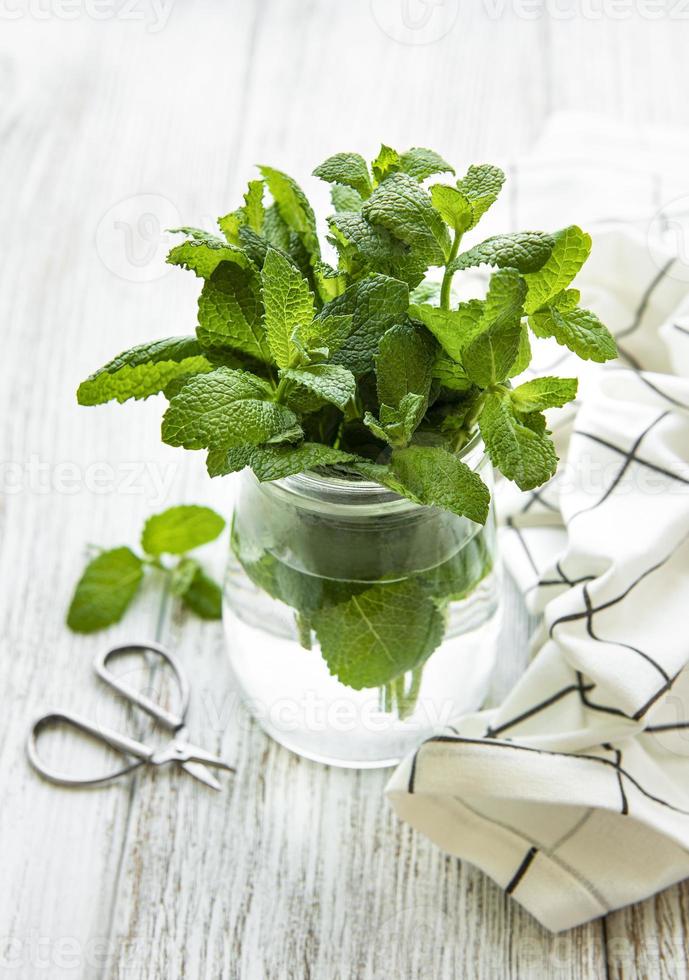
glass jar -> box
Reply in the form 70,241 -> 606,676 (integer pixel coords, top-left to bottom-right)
223,435 -> 501,768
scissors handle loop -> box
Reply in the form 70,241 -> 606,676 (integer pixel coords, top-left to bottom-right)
94,641 -> 190,731
26,710 -> 153,787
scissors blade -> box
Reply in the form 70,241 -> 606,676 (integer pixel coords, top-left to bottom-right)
180,761 -> 222,791
153,739 -> 236,774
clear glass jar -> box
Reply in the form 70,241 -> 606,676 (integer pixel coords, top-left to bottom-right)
223,435 -> 502,768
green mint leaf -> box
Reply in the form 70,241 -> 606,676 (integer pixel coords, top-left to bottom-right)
409,300 -> 484,362
328,211 -> 427,289
455,164 -> 505,227
262,202 -> 291,251
67,547 -> 144,633
523,225 -> 591,314
390,445 -> 490,523
375,321 -> 435,409
77,337 -> 212,406
167,235 -> 250,279
507,324 -> 532,378
371,144 -> 402,183
364,392 -> 425,448
282,364 -> 356,411
479,390 -> 558,491
461,270 -> 526,386
197,263 -> 271,363
242,180 -> 265,233
432,350 -> 472,392
320,274 -> 409,376
170,556 -> 201,596
529,299 -> 617,363
297,313 -> 353,355
399,147 -> 455,182
429,184 -> 474,233
259,166 -> 320,259
162,367 -> 300,450
331,184 -> 364,212
141,504 -> 225,556
510,376 -> 578,413
208,442 -> 356,481
312,578 -> 444,689
449,231 -> 555,274
261,248 -> 315,369
313,262 -> 347,303
180,567 -> 222,620
313,152 -> 372,198
362,173 -> 451,265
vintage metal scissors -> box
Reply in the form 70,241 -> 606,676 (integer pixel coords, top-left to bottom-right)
27,642 -> 235,791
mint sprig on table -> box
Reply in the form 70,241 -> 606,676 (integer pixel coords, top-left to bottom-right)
67,505 -> 225,633
77,144 -> 615,516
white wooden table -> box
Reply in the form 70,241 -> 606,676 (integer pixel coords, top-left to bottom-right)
2,4 -> 689,976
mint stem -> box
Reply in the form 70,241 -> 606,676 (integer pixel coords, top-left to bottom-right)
440,230 -> 462,311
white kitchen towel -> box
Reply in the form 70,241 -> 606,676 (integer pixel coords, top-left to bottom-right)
386,114 -> 689,933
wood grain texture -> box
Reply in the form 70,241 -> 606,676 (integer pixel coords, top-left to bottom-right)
1,2 -> 689,977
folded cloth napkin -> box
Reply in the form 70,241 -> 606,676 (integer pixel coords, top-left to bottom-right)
386,113 -> 689,933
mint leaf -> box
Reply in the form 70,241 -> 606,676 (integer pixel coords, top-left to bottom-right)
449,232 -> 555,274
260,166 -> 320,258
321,274 -> 409,376
181,567 -> 222,620
167,235 -> 250,279
433,350 -> 472,391
242,180 -> 265,233
197,263 -> 270,362
429,184 -> 474,233
390,445 -> 490,523
371,144 -> 401,183
507,324 -> 532,378
461,270 -> 526,386
170,556 -> 200,596
400,147 -> 454,182
523,225 -> 591,314
362,173 -> 451,265
312,579 -> 444,689
410,300 -> 484,361
282,364 -> 356,411
328,211 -> 427,289
479,390 -> 558,491
208,442 -> 356,481
456,164 -> 505,227
141,504 -> 225,556
297,313 -> 353,355
376,321 -> 435,409
510,376 -> 578,413
162,367 -> 300,450
364,392 -> 425,448
313,153 -> 372,198
67,547 -> 144,633
529,299 -> 617,363
77,337 -> 212,406
331,184 -> 364,212
261,248 -> 315,368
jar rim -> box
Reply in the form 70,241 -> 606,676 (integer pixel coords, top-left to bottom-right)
265,430 -> 486,512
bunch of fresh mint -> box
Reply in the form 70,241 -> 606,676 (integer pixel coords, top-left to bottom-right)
67,505 -> 225,632
78,145 -> 615,524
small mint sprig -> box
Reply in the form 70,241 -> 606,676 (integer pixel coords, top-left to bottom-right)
67,505 -> 226,633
